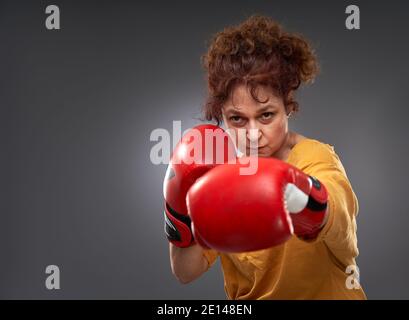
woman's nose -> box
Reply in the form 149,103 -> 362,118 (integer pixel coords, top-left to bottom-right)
246,123 -> 262,145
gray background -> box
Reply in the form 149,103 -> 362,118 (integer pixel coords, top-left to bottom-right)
1,0 -> 408,299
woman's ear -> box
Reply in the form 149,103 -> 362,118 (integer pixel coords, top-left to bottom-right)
285,104 -> 294,118
286,90 -> 297,116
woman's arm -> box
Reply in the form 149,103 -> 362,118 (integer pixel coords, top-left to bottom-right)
169,243 -> 209,284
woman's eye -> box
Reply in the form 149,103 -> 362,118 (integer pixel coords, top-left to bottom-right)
260,112 -> 274,120
230,116 -> 243,123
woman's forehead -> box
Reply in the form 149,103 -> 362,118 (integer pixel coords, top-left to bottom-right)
225,84 -> 283,108
223,88 -> 284,115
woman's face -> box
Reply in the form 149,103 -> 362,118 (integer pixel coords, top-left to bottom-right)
222,84 -> 291,158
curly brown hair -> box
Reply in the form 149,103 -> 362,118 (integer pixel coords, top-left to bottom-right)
202,15 -> 319,125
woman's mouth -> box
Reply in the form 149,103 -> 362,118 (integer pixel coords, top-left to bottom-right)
247,145 -> 267,150
246,145 -> 268,155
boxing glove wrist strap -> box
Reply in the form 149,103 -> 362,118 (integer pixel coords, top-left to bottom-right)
164,203 -> 195,247
287,175 -> 329,239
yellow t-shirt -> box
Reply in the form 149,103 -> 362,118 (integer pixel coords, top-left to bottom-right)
202,138 -> 367,300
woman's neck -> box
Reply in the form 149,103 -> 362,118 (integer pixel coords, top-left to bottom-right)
273,131 -> 305,161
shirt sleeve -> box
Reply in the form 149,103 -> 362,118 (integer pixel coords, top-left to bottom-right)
202,248 -> 219,270
293,141 -> 360,266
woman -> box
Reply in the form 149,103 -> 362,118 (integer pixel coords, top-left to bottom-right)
168,15 -> 366,300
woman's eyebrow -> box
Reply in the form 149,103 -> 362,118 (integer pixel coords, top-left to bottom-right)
256,104 -> 277,113
224,108 -> 245,115
224,104 -> 277,115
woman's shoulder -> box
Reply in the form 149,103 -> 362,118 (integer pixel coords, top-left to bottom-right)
288,136 -> 341,170
292,135 -> 335,154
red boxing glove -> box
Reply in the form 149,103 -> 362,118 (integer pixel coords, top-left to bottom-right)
163,124 -> 236,248
186,157 -> 328,253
